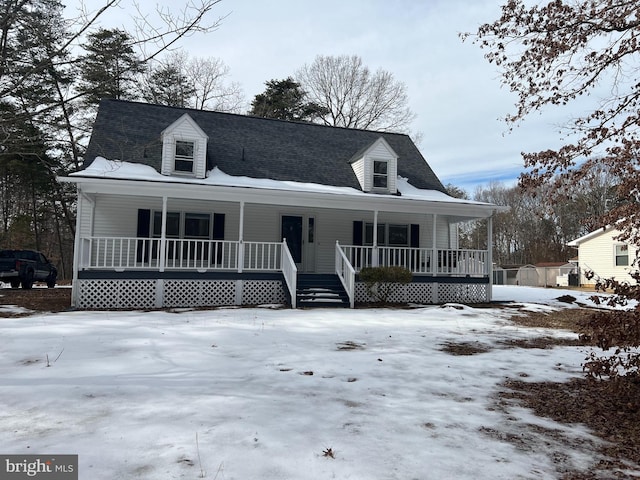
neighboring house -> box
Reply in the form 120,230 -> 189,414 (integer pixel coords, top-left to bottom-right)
59,99 -> 506,309
568,227 -> 638,286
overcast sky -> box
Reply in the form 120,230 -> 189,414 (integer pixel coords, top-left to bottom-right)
78,0 -> 571,193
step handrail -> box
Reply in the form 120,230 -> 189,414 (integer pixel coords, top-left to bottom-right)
281,239 -> 297,308
335,241 -> 355,308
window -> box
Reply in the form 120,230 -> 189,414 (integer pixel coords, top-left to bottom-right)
364,223 -> 409,246
388,224 -> 409,246
185,213 -> 210,239
365,223 -> 386,246
152,211 -> 212,239
153,211 -> 180,237
373,160 -> 388,189
615,244 -> 629,266
174,140 -> 195,173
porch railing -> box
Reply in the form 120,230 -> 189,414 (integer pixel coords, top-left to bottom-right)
335,241 -> 355,308
340,245 -> 488,276
281,239 -> 297,309
80,237 -> 286,272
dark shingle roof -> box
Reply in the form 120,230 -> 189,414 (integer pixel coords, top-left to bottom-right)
84,99 -> 446,192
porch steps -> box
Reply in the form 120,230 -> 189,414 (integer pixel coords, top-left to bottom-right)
296,274 -> 350,308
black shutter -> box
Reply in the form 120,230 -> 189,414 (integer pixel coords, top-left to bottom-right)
136,209 -> 151,262
410,224 -> 419,271
352,221 -> 363,267
213,213 -> 225,240
410,224 -> 419,248
213,213 -> 225,264
353,221 -> 363,245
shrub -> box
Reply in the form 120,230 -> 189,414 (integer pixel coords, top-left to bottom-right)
359,266 -> 412,304
579,268 -> 640,381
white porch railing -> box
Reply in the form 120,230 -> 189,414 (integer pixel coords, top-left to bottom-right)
335,241 -> 355,308
340,245 -> 488,276
80,237 -> 288,272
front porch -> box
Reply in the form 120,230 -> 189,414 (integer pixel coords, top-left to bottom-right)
74,236 -> 491,309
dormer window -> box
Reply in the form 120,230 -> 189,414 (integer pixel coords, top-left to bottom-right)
174,140 -> 195,173
373,160 -> 388,189
349,137 -> 398,194
161,114 -> 208,178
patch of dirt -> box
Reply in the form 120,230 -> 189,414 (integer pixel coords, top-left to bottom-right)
0,287 -> 71,316
498,336 -> 587,349
440,341 -> 491,355
499,307 -> 640,478
508,307 -> 593,330
336,341 -> 366,350
498,377 -> 640,479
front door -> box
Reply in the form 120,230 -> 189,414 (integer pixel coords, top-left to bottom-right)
281,215 -> 316,272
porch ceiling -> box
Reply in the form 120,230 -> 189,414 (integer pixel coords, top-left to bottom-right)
59,175 -> 506,219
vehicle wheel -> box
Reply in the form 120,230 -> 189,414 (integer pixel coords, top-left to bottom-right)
46,273 -> 57,288
10,279 -> 20,289
20,270 -> 34,290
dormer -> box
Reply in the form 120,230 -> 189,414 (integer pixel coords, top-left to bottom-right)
350,137 -> 398,194
160,114 -> 208,179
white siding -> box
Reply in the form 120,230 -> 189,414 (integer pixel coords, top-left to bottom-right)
79,194 -> 94,238
161,115 -> 208,179
91,195 -> 239,238
577,229 -> 638,284
353,138 -> 398,194
367,141 -> 398,193
351,158 -> 365,190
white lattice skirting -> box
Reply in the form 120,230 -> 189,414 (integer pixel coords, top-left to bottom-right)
75,279 -> 488,309
355,281 -> 489,304
76,279 -> 286,309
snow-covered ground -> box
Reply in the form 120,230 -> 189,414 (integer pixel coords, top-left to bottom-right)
0,286 -> 621,479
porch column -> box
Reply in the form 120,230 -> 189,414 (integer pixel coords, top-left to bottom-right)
71,189 -> 89,307
159,196 -> 168,272
432,213 -> 437,276
372,210 -> 379,267
238,200 -> 245,273
487,214 -> 494,301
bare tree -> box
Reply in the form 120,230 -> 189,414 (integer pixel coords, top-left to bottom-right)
296,55 -> 416,133
464,0 -> 640,245
186,55 -> 244,112
141,51 -> 244,112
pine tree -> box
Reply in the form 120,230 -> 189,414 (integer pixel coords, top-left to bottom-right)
78,28 -> 144,106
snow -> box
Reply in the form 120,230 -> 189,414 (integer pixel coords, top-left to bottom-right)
0,286 -> 624,479
70,157 -> 496,207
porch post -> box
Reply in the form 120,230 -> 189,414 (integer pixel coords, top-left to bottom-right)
159,196 -> 167,272
238,200 -> 245,273
372,210 -> 379,267
70,189 -> 86,307
432,213 -> 437,276
487,214 -> 494,302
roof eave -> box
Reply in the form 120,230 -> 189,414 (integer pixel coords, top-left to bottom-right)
58,175 -> 502,219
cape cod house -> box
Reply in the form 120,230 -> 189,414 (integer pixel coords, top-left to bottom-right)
59,99 -> 506,309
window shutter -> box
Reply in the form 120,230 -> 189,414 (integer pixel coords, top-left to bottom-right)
352,220 -> 363,267
136,209 -> 151,262
213,213 -> 225,240
353,221 -> 363,246
213,213 -> 225,264
410,224 -> 420,272
410,224 -> 419,248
